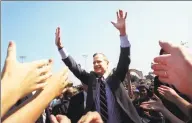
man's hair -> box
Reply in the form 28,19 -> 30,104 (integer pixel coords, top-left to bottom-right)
75,85 -> 84,92
93,53 -> 109,63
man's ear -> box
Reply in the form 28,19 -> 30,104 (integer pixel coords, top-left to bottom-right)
107,61 -> 109,65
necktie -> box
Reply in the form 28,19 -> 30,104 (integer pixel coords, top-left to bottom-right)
99,77 -> 108,122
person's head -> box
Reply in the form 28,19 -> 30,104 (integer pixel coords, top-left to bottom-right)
64,87 -> 74,100
93,53 -> 109,75
138,85 -> 148,99
133,89 -> 140,100
76,84 -> 88,92
58,93 -> 64,99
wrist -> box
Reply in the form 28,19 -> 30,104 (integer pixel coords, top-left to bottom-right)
43,87 -> 57,100
57,45 -> 63,49
2,80 -> 20,103
120,31 -> 126,36
44,85 -> 59,99
174,93 -> 180,100
161,106 -> 167,113
119,28 -> 126,36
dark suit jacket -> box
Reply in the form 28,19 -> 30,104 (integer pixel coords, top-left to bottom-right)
63,46 -> 142,123
51,100 -> 69,116
66,91 -> 85,123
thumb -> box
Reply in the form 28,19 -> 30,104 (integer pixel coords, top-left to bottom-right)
56,115 -> 70,123
159,40 -> 173,54
111,21 -> 116,27
153,94 -> 160,101
50,115 -> 59,123
6,41 -> 16,60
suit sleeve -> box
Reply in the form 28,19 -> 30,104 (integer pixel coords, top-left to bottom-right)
59,48 -> 90,85
114,35 -> 131,82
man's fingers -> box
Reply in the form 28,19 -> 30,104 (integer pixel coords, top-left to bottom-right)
38,72 -> 52,83
50,115 -> 58,123
55,27 -> 61,41
152,63 -> 168,71
78,112 -> 102,123
78,115 -> 86,123
6,41 -> 16,60
152,94 -> 160,101
116,11 -> 119,19
111,21 -> 116,27
158,90 -> 165,97
57,27 -> 60,34
81,115 -> 93,123
35,82 -> 48,90
62,67 -> 69,76
56,27 -> 60,35
56,115 -> 71,123
153,54 -> 170,65
32,59 -> 52,68
119,9 -> 123,18
140,104 -> 151,110
141,102 -> 150,105
158,87 -> 167,91
38,64 -> 52,75
153,70 -> 169,78
61,69 -> 69,83
124,12 -> 127,19
158,76 -> 171,84
159,85 -> 170,89
159,40 -> 173,54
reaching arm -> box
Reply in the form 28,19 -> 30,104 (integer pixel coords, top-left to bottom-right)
3,68 -> 69,123
111,10 -> 130,81
59,48 -> 90,85
114,34 -> 131,81
172,94 -> 191,118
125,72 -> 133,98
2,90 -> 51,123
140,95 -> 185,123
55,27 -> 90,85
158,85 -> 191,118
1,78 -> 20,118
161,107 -> 185,123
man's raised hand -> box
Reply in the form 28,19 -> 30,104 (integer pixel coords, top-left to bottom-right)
55,27 -> 63,49
111,9 -> 127,36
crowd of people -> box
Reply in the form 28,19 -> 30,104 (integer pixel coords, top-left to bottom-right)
1,9 -> 192,123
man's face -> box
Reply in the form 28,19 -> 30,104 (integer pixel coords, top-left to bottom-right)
93,54 -> 108,75
139,87 -> 148,99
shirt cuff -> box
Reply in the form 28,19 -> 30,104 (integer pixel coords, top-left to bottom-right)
120,35 -> 131,48
59,48 -> 69,59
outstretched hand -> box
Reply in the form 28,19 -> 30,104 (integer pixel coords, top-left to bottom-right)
111,9 -> 127,36
78,111 -> 103,123
152,41 -> 192,96
158,85 -> 179,102
55,27 -> 63,49
2,41 -> 53,98
140,94 -> 165,112
50,114 -> 71,123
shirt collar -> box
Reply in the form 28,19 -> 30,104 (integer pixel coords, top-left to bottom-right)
103,71 -> 110,79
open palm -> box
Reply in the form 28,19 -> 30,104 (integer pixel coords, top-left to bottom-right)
55,27 -> 63,48
140,95 -> 164,112
111,9 -> 127,34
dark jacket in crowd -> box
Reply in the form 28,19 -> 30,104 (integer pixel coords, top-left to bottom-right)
66,91 -> 86,123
